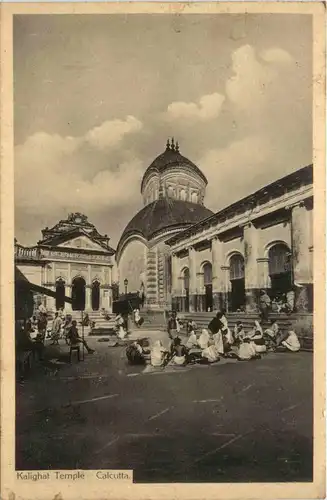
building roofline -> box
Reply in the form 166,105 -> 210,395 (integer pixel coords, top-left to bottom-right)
165,164 -> 313,246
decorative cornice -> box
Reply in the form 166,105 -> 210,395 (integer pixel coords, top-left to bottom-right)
166,165 -> 313,248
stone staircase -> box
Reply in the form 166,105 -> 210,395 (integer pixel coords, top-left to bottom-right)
177,312 -> 313,351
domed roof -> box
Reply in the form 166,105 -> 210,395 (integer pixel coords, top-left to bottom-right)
117,198 -> 213,254
141,139 -> 207,192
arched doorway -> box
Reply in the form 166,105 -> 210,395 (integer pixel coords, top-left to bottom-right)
268,243 -> 292,300
72,276 -> 86,311
55,278 -> 65,310
203,262 -> 213,312
182,268 -> 190,312
229,254 -> 245,312
91,281 -> 100,311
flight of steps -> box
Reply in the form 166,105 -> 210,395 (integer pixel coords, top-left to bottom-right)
178,312 -> 313,351
68,310 -> 117,336
134,309 -> 167,332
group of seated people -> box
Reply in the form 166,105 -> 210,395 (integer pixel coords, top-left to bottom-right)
125,310 -> 301,368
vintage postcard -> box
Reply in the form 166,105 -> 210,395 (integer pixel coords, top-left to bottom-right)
0,2 -> 325,499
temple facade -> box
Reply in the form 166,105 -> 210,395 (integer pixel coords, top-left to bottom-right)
15,213 -> 116,313
165,165 -> 313,314
116,138 -> 214,308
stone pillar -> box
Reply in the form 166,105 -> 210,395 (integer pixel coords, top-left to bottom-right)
171,253 -> 179,311
188,246 -> 197,312
211,236 -> 224,311
257,257 -> 270,290
65,284 -> 72,312
243,222 -> 259,312
65,263 -> 72,312
85,286 -> 92,311
291,201 -> 311,312
221,266 -> 231,312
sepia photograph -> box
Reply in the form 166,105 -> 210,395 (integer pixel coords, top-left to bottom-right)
1,3 -> 325,499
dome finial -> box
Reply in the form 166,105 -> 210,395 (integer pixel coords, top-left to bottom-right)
171,137 -> 175,151
176,140 -> 179,152
166,138 -> 171,150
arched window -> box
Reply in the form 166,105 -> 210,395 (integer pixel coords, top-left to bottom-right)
72,276 -> 86,311
191,192 -> 198,203
55,278 -> 65,310
229,254 -> 245,312
180,189 -> 186,201
91,280 -> 100,311
182,268 -> 190,290
268,243 -> 292,299
229,254 -> 245,280
167,186 -> 174,198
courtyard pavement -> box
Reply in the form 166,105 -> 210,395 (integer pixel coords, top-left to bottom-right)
16,329 -> 313,483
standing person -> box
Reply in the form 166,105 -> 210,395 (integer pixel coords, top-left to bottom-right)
115,313 -> 126,339
134,309 -> 141,327
37,313 -> 47,342
259,290 -> 271,322
51,312 -> 62,345
167,311 -> 180,340
67,320 -> 95,355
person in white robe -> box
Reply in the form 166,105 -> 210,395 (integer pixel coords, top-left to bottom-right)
150,340 -> 168,367
116,313 -> 126,339
198,329 -> 210,349
246,320 -> 267,354
281,331 -> 300,352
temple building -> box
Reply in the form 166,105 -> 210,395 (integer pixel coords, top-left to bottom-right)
116,138 -> 214,308
15,213 -> 116,313
166,164 -> 313,314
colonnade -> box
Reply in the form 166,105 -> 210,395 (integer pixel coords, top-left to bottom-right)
171,201 -> 313,313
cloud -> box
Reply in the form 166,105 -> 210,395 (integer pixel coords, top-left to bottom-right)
260,47 -> 293,64
199,135 -> 272,209
14,115 -> 145,246
85,115 -> 142,150
165,93 -> 225,122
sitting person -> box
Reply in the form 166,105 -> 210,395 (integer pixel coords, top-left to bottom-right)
264,320 -> 280,350
186,319 -> 197,335
202,333 -> 220,363
101,308 -> 111,321
150,340 -> 168,367
246,320 -> 267,354
67,321 -> 95,355
237,338 -> 258,361
169,337 -> 187,366
126,341 -> 146,365
198,329 -> 210,349
185,328 -> 198,349
280,330 -> 301,352
233,321 -> 246,345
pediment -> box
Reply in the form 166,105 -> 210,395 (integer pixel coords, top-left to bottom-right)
57,235 -> 106,252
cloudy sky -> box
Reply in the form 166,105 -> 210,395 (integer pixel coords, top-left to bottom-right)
14,13 -> 312,248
